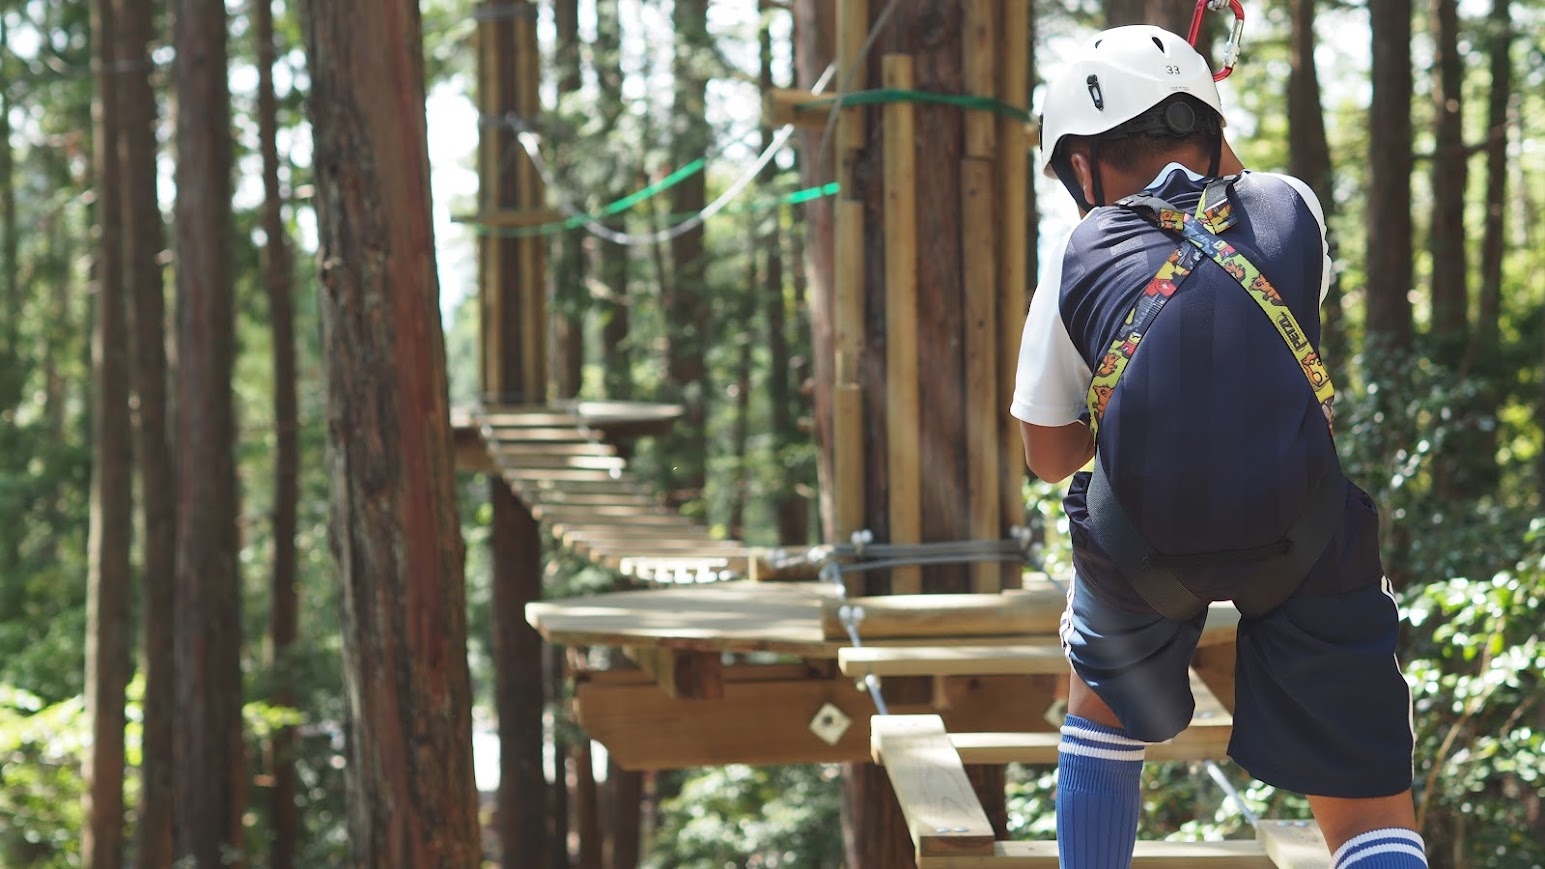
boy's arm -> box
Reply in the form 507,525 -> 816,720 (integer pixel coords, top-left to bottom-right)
1020,419 -> 1094,483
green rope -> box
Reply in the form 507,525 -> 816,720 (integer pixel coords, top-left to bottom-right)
467,181 -> 843,239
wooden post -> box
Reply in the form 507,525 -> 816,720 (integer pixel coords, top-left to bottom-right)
995,0 -> 1032,589
882,53 -> 921,595
832,0 -> 868,596
962,0 -> 1000,594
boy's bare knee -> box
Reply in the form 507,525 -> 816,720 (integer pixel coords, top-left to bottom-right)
1308,791 -> 1418,854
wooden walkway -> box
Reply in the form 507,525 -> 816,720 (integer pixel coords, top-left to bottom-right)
474,404 -> 751,583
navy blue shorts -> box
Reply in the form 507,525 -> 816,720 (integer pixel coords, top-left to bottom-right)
1059,573 -> 1415,798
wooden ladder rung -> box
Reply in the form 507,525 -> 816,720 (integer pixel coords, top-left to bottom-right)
917,839 -> 1280,867
871,715 -> 997,859
946,721 -> 1231,765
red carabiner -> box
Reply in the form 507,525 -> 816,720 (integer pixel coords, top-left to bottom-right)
1186,0 -> 1245,81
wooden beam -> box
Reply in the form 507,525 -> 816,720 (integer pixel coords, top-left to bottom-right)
819,589 -> 1063,641
453,208 -> 566,228
624,646 -> 725,701
833,198 -> 866,585
882,53 -> 922,596
869,715 -> 996,858
945,721 -> 1230,766
961,0 -> 996,159
916,840 -> 1279,867
1255,821 -> 1331,868
962,157 -> 1000,593
763,87 -> 838,130
994,0 -> 1031,590
841,643 -> 1068,678
575,674 -> 1049,770
835,0 -> 869,169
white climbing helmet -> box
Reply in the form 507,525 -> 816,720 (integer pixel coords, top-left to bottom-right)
1038,25 -> 1225,177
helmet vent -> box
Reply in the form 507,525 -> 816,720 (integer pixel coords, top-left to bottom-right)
1094,38 -> 1103,48
1151,36 -> 1166,52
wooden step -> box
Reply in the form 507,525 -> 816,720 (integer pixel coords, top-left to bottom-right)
487,426 -> 593,442
946,723 -> 1229,765
489,441 -> 617,457
492,453 -> 627,471
912,822 -> 1328,867
840,643 -> 1068,677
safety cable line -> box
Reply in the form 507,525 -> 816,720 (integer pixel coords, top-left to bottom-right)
485,63 -> 835,247
1204,760 -> 1260,827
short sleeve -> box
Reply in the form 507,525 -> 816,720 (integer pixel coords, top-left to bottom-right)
1270,173 -> 1333,306
1010,235 -> 1092,426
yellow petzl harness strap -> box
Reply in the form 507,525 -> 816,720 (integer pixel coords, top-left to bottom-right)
1083,177 -> 1345,621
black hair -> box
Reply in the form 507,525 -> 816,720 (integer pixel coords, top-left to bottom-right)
1081,94 -> 1221,172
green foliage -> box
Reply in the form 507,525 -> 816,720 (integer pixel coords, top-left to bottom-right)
645,764 -> 844,869
0,687 -> 86,868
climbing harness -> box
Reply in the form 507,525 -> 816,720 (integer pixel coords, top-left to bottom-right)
1187,0 -> 1246,82
1083,177 -> 1344,622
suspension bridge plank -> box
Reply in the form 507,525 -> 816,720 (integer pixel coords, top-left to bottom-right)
819,589 -> 1065,642
916,840 -> 1277,867
1255,821 -> 1331,868
870,715 -> 995,857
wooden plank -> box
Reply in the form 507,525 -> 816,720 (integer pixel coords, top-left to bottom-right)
820,589 -> 1064,641
882,53 -> 922,596
840,643 -> 1068,678
962,157 -> 1001,593
762,87 -> 839,130
514,478 -> 648,495
492,453 -> 626,471
534,505 -> 683,521
961,0 -> 996,159
576,674 -> 1049,770
487,426 -> 592,442
453,207 -> 566,228
1255,821 -> 1331,869
946,720 -> 1230,765
995,0 -> 1030,591
525,491 -> 656,506
870,715 -> 995,857
503,467 -> 630,483
835,0 -> 869,161
548,519 -> 701,538
491,441 -> 616,457
917,840 -> 1276,868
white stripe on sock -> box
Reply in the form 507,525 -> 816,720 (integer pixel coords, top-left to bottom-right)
1057,741 -> 1146,762
1332,828 -> 1426,867
1338,843 -> 1428,867
1060,725 -> 1147,748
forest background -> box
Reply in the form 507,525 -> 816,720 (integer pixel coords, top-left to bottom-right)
0,0 -> 1543,867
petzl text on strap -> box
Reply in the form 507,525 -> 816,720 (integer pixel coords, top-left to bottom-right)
1118,178 -> 1338,430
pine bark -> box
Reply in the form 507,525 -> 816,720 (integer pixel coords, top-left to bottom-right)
1467,0 -> 1511,375
491,482 -> 547,867
116,0 -> 176,859
595,0 -> 631,401
84,0 -> 133,863
302,0 -> 482,863
1429,0 -> 1468,365
665,0 -> 712,500
552,0 -> 585,399
255,0 -> 300,865
173,0 -> 247,862
604,758 -> 644,869
1287,0 -> 1342,367
1365,0 -> 1415,356
0,16 -> 16,358
792,0 -> 835,540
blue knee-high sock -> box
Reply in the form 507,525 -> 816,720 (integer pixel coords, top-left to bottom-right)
1332,829 -> 1428,868
1056,714 -> 1146,869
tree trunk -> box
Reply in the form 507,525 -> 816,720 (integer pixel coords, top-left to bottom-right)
174,0 -> 246,863
665,0 -> 712,501
302,0 -> 482,863
604,758 -> 643,869
545,643 -> 570,869
760,0 -> 803,546
551,0 -> 585,399
1287,0 -> 1343,369
1105,0 -> 1194,33
1467,0 -> 1510,377
0,15 -> 16,359
84,0 -> 133,863
729,225 -> 756,539
1365,0 -> 1415,358
116,0 -> 176,860
594,0 -> 631,402
255,0 -> 301,865
491,483 -> 547,867
793,0 -> 835,541
1428,0 -> 1468,366
574,738 -> 602,869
